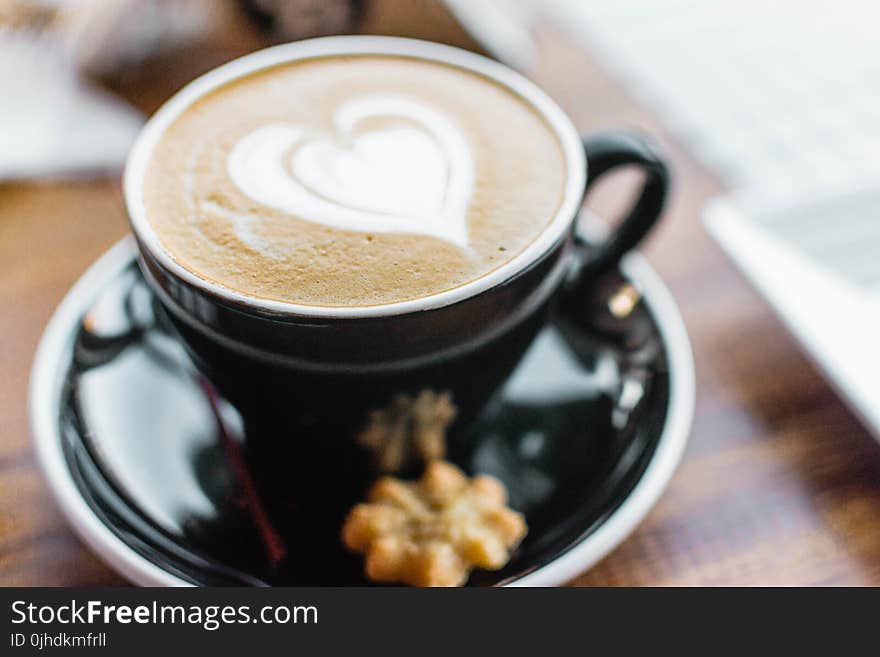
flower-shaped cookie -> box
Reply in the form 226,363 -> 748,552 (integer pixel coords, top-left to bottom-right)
357,390 -> 456,473
342,461 -> 527,586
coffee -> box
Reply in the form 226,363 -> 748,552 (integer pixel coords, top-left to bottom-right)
142,54 -> 566,307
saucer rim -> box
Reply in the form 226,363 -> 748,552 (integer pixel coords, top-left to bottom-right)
29,236 -> 694,587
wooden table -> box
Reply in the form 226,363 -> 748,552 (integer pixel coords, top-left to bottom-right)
3,4 -> 880,587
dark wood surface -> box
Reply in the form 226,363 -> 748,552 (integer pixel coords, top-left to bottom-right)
3,3 -> 880,586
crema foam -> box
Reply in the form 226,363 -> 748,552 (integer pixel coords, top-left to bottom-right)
142,55 -> 566,306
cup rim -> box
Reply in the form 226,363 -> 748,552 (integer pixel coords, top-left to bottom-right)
124,35 -> 587,319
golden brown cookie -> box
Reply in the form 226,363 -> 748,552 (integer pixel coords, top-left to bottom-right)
342,461 -> 527,586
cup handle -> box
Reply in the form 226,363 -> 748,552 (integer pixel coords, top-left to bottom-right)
572,131 -> 670,278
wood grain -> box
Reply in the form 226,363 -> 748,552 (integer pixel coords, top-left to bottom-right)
2,2 -> 880,586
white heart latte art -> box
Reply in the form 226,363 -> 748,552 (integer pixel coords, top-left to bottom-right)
221,95 -> 475,249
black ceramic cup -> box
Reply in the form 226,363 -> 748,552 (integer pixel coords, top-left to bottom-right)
123,37 -> 669,486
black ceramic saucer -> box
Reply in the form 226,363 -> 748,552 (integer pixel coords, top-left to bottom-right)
30,236 -> 693,586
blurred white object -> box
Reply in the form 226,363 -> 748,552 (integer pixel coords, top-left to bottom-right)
59,0 -> 215,76
540,0 -> 880,437
443,0 -> 537,71
0,2 -> 144,181
706,196 -> 880,438
0,28 -> 143,181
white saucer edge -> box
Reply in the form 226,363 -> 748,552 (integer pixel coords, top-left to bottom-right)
30,236 -> 184,587
29,237 -> 694,587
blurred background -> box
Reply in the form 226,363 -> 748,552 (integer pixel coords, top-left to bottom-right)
3,0 -> 880,585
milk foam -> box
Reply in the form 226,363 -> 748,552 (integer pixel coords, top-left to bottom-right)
142,55 -> 567,306
224,95 -> 474,249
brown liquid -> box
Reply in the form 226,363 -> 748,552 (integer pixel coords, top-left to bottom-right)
143,55 -> 566,307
